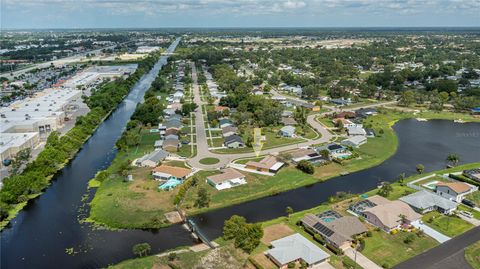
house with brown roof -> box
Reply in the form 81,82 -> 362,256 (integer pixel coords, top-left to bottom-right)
301,213 -> 367,250
281,117 -> 298,126
435,181 -> 478,203
206,168 -> 246,190
214,106 -> 230,113
162,138 -> 180,152
152,165 -> 192,181
245,155 -> 285,173
362,200 -> 421,232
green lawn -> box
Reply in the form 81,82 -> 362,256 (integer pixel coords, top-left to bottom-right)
422,211 -> 474,237
465,240 -> 480,269
361,229 -> 439,268
199,157 -> 220,165
466,191 -> 480,207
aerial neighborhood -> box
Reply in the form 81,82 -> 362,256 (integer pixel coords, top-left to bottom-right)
1,28 -> 479,269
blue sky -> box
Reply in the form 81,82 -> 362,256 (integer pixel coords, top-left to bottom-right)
2,0 -> 480,29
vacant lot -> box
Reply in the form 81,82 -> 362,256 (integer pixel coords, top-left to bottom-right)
261,223 -> 294,244
361,229 -> 438,268
422,211 -> 474,237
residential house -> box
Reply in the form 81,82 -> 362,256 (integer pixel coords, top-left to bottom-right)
221,126 -> 238,137
206,168 -> 246,190
302,214 -> 367,250
341,136 -> 367,148
163,138 -> 180,152
219,118 -> 233,128
333,118 -> 354,127
152,165 -> 191,181
224,135 -> 245,148
346,125 -> 366,136
282,111 -> 293,118
278,125 -> 296,137
214,106 -> 229,113
330,98 -> 351,106
435,182 -> 478,203
163,108 -> 177,118
334,111 -> 356,119
281,117 -> 298,126
265,233 -> 330,269
356,108 -> 377,118
362,199 -> 421,232
400,190 -> 458,214
290,148 -> 324,164
245,155 -> 285,173
154,140 -> 163,150
316,143 -> 352,159
164,134 -> 179,141
134,150 -> 169,167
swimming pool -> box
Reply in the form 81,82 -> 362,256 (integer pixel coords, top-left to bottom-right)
159,179 -> 182,190
422,180 -> 439,190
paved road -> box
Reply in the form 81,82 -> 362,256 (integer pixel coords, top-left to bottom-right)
187,65 -> 398,170
187,64 -> 334,170
1,44 -> 119,80
393,226 -> 480,269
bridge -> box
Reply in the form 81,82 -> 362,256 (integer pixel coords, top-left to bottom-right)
186,217 -> 217,249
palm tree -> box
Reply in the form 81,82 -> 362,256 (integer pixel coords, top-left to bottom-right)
446,154 -> 459,167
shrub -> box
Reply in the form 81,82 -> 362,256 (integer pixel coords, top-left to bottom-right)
287,262 -> 295,268
404,234 -> 416,244
296,160 -> 315,174
168,252 -> 177,261
366,230 -> 373,237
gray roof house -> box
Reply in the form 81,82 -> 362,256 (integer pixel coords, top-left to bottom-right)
134,150 -> 169,167
278,125 -> 296,137
224,135 -> 245,148
341,136 -> 367,148
302,213 -> 367,250
221,126 -> 238,137
346,125 -> 366,136
399,190 -> 458,214
265,233 -> 330,268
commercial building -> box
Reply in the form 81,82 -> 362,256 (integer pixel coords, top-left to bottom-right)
0,132 -> 39,164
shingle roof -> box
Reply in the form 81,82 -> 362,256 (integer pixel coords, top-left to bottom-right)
266,233 -> 330,265
436,182 -> 472,194
302,214 -> 366,247
152,165 -> 191,178
138,150 -> 168,163
246,155 -> 279,170
365,200 -> 421,229
400,190 -> 458,211
224,134 -> 243,145
207,168 -> 245,184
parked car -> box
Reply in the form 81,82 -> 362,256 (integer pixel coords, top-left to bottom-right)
462,199 -> 476,208
459,210 -> 473,218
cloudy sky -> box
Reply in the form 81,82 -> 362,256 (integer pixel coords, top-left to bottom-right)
2,0 -> 480,29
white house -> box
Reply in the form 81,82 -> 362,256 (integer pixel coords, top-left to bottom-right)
207,168 -> 246,190
278,125 -> 296,137
341,136 -> 367,148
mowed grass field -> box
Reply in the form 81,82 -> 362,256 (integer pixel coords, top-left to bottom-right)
361,229 -> 439,268
465,240 -> 480,269
422,211 -> 474,237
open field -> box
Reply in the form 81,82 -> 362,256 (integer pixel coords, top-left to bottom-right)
465,240 -> 480,269
361,229 -> 438,268
422,211 -> 474,237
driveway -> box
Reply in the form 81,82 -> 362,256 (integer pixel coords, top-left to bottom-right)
411,220 -> 451,243
344,247 -> 383,269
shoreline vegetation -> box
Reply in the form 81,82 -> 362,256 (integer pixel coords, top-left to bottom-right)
88,104 -> 479,230
0,52 -> 163,231
107,162 -> 480,269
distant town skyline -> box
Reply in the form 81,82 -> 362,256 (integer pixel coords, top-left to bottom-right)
1,0 -> 480,29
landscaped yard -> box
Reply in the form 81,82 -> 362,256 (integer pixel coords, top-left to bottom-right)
199,157 -> 220,165
465,240 -> 480,269
361,229 -> 439,268
466,191 -> 480,207
422,211 -> 474,237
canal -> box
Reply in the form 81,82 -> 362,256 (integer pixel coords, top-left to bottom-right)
1,39 -> 480,268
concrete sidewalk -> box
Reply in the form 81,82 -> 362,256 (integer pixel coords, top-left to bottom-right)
344,247 -> 382,269
411,220 -> 451,243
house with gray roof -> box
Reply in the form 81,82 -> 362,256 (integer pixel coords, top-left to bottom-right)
265,233 -> 330,268
400,190 -> 458,214
224,135 -> 245,148
278,125 -> 296,137
134,150 -> 169,167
